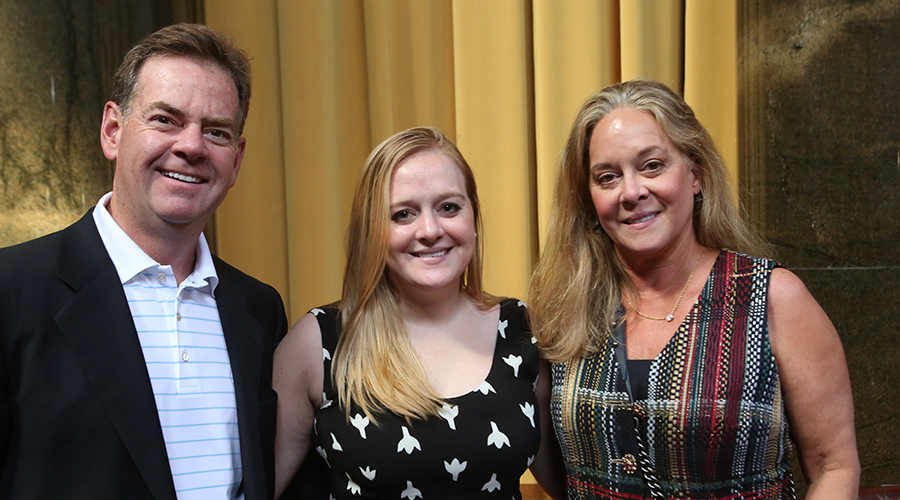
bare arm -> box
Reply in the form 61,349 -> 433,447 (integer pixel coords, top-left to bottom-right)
273,313 -> 325,499
529,358 -> 567,500
768,268 -> 859,500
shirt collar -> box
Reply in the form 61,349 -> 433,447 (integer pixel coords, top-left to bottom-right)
92,192 -> 219,293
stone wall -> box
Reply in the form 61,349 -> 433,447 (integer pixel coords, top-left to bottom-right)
739,0 -> 900,487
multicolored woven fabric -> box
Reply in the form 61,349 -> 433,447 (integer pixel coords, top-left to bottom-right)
552,251 -> 793,499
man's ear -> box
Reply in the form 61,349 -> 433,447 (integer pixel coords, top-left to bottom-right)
100,102 -> 123,161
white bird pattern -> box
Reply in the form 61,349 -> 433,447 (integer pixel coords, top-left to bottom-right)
346,473 -> 361,495
359,466 -> 376,481
476,381 -> 496,395
401,481 -> 423,499
486,421 -> 510,449
520,401 -> 536,427
314,301 -> 545,496
397,426 -> 421,454
503,354 -> 523,377
315,446 -> 330,467
350,413 -> 370,439
481,473 -> 501,492
438,404 -> 459,430
444,458 -> 467,481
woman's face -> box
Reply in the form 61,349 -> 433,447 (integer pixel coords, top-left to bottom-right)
385,150 -> 476,298
587,107 -> 700,263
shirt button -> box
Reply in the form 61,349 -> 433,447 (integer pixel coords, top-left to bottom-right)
176,312 -> 182,321
182,351 -> 190,362
157,273 -> 166,282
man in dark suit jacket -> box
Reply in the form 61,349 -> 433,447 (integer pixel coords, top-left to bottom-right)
0,24 -> 286,499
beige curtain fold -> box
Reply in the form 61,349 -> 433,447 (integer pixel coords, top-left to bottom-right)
684,0 -> 739,198
206,0 -> 738,324
620,0 -> 684,90
452,0 -> 537,299
278,0 -> 371,318
363,0 -> 457,145
532,0 -> 620,246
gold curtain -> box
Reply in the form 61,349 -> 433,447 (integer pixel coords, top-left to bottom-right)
205,0 -> 738,324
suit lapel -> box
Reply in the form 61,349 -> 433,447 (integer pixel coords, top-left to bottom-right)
215,274 -> 266,500
54,213 -> 177,500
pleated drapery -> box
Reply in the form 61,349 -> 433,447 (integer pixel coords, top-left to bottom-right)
205,0 -> 738,326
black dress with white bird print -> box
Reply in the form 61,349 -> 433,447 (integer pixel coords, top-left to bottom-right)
312,298 -> 541,499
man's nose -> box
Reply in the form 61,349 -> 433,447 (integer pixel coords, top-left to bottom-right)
172,124 -> 207,162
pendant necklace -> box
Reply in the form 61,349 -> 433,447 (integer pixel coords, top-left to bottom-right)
624,249 -> 704,322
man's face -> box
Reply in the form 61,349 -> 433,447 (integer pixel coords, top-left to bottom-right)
101,55 -> 244,236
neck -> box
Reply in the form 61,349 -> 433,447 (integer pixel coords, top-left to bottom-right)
107,202 -> 203,284
395,285 -> 472,325
133,231 -> 200,284
620,240 -> 705,294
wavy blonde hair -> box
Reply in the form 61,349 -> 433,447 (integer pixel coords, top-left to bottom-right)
335,127 -> 497,421
529,80 -> 768,362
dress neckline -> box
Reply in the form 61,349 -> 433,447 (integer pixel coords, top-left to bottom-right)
624,249 -> 727,362
444,298 -> 516,402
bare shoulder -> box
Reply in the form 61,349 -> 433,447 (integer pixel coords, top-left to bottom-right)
278,312 -> 324,357
274,312 -> 325,408
768,267 -> 814,305
767,267 -> 837,349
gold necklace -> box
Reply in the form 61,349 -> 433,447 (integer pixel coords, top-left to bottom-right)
624,250 -> 704,322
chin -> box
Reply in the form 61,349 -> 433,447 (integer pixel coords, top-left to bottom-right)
615,241 -> 670,260
417,280 -> 458,291
157,211 -> 207,226
407,274 -> 464,293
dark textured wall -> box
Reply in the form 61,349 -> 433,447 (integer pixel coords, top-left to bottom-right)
739,0 -> 899,488
0,0 -> 202,248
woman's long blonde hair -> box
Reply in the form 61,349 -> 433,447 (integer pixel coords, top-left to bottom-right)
529,80 -> 768,363
335,126 -> 497,421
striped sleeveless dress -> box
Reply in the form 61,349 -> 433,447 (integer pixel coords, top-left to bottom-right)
552,251 -> 794,500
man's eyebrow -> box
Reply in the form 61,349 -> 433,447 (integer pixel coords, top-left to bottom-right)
145,101 -> 237,132
146,101 -> 184,118
205,116 -> 238,131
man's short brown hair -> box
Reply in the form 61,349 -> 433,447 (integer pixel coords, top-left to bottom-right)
111,23 -> 251,134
